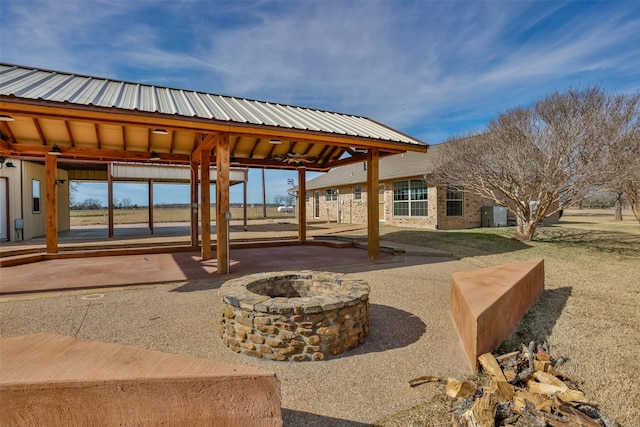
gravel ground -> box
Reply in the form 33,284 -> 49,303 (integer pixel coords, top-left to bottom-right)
0,253 -> 475,425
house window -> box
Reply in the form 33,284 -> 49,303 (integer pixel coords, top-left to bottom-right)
446,186 -> 464,217
305,191 -> 309,202
354,185 -> 362,200
325,188 -> 338,201
393,179 -> 428,217
32,179 -> 41,213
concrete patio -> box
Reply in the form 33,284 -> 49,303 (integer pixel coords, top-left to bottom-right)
0,223 -> 474,425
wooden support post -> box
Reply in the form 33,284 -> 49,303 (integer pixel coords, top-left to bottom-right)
298,167 -> 307,241
367,148 -> 380,260
242,172 -> 248,232
200,146 -> 211,260
44,154 -> 58,253
216,134 -> 230,274
107,163 -> 114,238
148,179 -> 154,235
190,157 -> 199,247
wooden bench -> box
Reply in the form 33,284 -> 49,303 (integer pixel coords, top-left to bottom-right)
451,259 -> 544,369
0,333 -> 282,426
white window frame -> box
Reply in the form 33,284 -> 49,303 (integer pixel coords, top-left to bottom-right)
393,179 -> 428,217
446,186 -> 464,217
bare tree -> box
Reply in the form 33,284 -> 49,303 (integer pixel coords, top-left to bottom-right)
600,93 -> 640,223
430,87 -> 635,241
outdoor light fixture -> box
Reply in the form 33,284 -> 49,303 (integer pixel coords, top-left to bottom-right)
152,129 -> 169,135
0,115 -> 15,121
55,179 -> 66,186
48,145 -> 62,155
149,151 -> 161,160
269,139 -> 282,145
0,157 -> 16,169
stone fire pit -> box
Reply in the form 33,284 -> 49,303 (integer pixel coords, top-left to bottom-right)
219,271 -> 370,361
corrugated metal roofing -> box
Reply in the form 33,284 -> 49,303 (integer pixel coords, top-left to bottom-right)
0,63 -> 425,147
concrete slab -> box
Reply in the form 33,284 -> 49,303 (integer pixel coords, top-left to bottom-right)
0,246 -> 392,295
0,333 -> 282,426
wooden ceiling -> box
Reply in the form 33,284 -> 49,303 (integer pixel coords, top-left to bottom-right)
0,102 -> 422,172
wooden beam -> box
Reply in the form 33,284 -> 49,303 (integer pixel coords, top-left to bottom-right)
107,163 -> 114,238
190,156 -> 199,247
148,179 -> 154,234
4,144 -> 189,163
0,121 -> 17,144
94,123 -> 101,149
216,133 -> 230,274
64,121 -> 75,147
248,137 -> 260,158
230,135 -> 239,157
200,144 -> 212,261
33,118 -> 46,145
298,167 -> 307,241
122,125 -> 127,151
169,130 -> 175,153
367,148 -> 380,260
1,101 -> 429,153
146,128 -> 151,151
45,154 -> 58,253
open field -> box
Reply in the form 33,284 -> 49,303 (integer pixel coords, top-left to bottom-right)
362,209 -> 640,425
70,206 -> 295,226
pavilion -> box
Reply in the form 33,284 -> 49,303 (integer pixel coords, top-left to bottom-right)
0,63 -> 427,274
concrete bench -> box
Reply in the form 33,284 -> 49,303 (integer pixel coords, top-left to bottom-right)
451,259 -> 544,369
0,333 -> 282,426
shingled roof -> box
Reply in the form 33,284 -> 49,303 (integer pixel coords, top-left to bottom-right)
304,144 -> 446,189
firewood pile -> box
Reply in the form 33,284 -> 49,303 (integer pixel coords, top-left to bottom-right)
409,341 -> 619,427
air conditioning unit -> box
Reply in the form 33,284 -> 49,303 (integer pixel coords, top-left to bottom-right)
481,206 -> 507,227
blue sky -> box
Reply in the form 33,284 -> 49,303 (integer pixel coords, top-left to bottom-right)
1,0 -> 639,205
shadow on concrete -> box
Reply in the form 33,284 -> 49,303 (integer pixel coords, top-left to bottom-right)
498,286 -> 573,352
282,408 -> 372,426
336,304 -> 426,358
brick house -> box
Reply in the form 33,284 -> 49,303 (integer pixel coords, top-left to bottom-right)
303,144 -> 492,230
304,141 -> 561,230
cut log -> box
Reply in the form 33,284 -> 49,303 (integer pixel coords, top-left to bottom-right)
515,389 -> 548,407
503,369 -> 517,382
536,351 -> 551,362
527,380 -> 565,395
534,359 -> 552,373
554,396 -> 602,427
557,388 -> 588,404
470,389 -> 496,427
495,351 -> 520,363
477,353 -> 514,401
408,375 -> 445,387
446,378 -> 477,399
533,370 -> 568,389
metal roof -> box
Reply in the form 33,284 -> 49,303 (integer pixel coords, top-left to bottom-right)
0,63 -> 424,147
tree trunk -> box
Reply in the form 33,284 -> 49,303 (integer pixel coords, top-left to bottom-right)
614,198 -> 623,221
514,216 -> 537,242
623,181 -> 640,225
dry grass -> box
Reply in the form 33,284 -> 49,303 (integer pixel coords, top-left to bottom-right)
71,206 -> 295,226
364,209 -> 640,426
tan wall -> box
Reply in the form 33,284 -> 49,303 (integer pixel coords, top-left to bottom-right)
306,179 -> 559,231
1,160 -> 69,241
307,178 -> 483,230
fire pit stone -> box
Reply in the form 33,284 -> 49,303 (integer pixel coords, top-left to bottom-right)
219,271 -> 370,361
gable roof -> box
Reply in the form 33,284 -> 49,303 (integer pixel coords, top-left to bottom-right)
0,63 -> 424,147
304,143 -> 448,189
